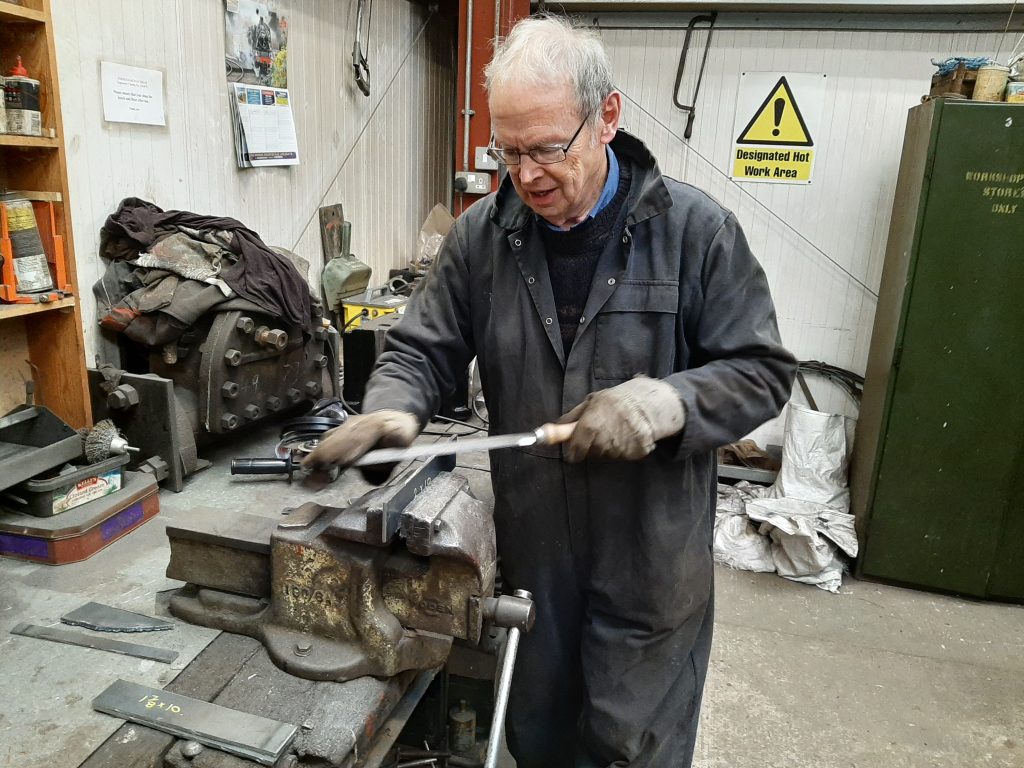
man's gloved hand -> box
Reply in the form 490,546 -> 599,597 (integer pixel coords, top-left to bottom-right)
558,376 -> 686,463
300,409 -> 419,483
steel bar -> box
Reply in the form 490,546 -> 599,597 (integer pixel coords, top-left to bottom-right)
11,623 -> 177,663
61,602 -> 173,633
92,679 -> 297,766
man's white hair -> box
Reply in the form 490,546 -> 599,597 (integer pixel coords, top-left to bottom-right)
484,14 -> 613,124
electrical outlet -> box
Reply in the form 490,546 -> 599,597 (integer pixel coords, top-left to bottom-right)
455,171 -> 491,195
475,147 -> 499,171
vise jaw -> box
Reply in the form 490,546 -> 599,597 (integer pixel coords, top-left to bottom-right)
165,460 -> 496,682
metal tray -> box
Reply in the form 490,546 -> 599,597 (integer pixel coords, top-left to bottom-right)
0,406 -> 82,493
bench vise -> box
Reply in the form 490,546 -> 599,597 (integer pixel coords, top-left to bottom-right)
164,459 -> 516,682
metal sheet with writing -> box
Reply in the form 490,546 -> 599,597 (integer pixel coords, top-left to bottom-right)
92,679 -> 298,766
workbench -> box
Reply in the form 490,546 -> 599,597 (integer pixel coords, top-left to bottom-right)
0,420 -> 495,768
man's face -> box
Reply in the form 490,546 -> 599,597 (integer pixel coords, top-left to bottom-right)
489,81 -> 620,229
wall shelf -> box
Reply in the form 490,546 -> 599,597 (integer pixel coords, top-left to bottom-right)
0,296 -> 75,319
0,0 -> 91,428
0,135 -> 59,148
0,2 -> 45,23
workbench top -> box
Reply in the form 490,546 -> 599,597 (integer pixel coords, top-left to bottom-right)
0,419 -> 493,768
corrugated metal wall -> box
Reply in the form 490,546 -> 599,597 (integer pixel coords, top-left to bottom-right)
598,16 -> 1017,440
51,0 -> 454,363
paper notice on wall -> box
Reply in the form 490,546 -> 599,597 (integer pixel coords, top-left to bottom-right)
229,83 -> 299,168
101,62 -> 166,126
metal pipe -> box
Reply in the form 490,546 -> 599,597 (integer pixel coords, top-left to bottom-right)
483,624 -> 521,768
483,588 -> 533,768
462,0 -> 475,171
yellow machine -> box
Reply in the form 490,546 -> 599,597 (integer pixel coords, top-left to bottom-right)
340,293 -> 407,330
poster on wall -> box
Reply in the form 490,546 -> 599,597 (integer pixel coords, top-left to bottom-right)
225,0 -> 289,88
730,73 -> 826,185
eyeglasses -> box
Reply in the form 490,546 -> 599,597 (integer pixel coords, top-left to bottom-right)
486,115 -> 590,166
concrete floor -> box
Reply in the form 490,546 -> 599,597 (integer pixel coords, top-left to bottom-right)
1,421 -> 1021,768
695,570 -> 1023,768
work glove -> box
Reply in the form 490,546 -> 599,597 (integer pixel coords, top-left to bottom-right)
300,409 -> 419,483
558,376 -> 686,463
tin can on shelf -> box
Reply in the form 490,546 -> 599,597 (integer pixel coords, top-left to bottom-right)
2,56 -> 42,136
972,64 -> 1010,102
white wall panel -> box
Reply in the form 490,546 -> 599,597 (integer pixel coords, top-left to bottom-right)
51,0 -> 454,363
599,17 -> 1017,439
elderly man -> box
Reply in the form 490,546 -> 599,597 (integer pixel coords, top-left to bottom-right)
305,14 -> 796,768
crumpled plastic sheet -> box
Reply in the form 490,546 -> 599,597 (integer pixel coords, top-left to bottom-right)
931,56 -> 993,76
713,404 -> 859,593
746,497 -> 859,594
714,483 -> 775,573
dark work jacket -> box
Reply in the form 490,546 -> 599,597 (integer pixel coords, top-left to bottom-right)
363,131 -> 795,765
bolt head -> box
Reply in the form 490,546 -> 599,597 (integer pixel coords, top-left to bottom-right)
304,381 -> 321,397
243,404 -> 261,420
287,388 -> 302,403
107,385 -> 140,410
224,348 -> 242,366
294,642 -> 312,656
221,413 -> 239,431
181,741 -> 203,758
267,329 -> 288,350
235,316 -> 255,334
266,396 -> 282,411
221,382 -> 239,399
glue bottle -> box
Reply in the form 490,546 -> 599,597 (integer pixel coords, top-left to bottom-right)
3,56 -> 42,136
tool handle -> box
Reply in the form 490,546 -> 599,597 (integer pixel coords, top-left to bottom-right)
230,457 -> 294,475
536,421 -> 576,445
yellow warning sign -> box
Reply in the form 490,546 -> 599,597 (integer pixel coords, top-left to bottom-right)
732,148 -> 814,181
730,73 -> 825,185
736,77 -> 812,146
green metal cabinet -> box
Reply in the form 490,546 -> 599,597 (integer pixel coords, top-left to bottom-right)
851,99 -> 1024,601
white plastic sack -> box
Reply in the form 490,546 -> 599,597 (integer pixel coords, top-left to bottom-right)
714,514 -> 775,573
746,497 -> 859,593
714,483 -> 774,572
768,403 -> 856,511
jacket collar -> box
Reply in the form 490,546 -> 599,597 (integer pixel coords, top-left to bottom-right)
489,130 -> 673,232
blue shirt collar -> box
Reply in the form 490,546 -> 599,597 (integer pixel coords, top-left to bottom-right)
541,145 -> 619,231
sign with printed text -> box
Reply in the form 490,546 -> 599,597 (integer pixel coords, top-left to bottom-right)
101,62 -> 166,126
731,73 -> 826,184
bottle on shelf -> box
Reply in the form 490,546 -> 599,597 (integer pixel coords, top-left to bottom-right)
3,56 -> 42,137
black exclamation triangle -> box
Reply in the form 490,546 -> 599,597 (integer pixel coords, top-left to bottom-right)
772,98 -> 785,137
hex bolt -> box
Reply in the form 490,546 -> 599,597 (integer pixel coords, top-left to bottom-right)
235,316 -> 255,334
221,413 -> 240,431
224,348 -> 243,366
294,642 -> 312,657
106,384 -> 140,410
287,387 -> 302,403
255,326 -> 288,351
266,396 -> 282,412
304,381 -> 321,397
221,381 -> 239,399
314,354 -> 328,369
243,404 -> 261,420
181,741 -> 204,759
